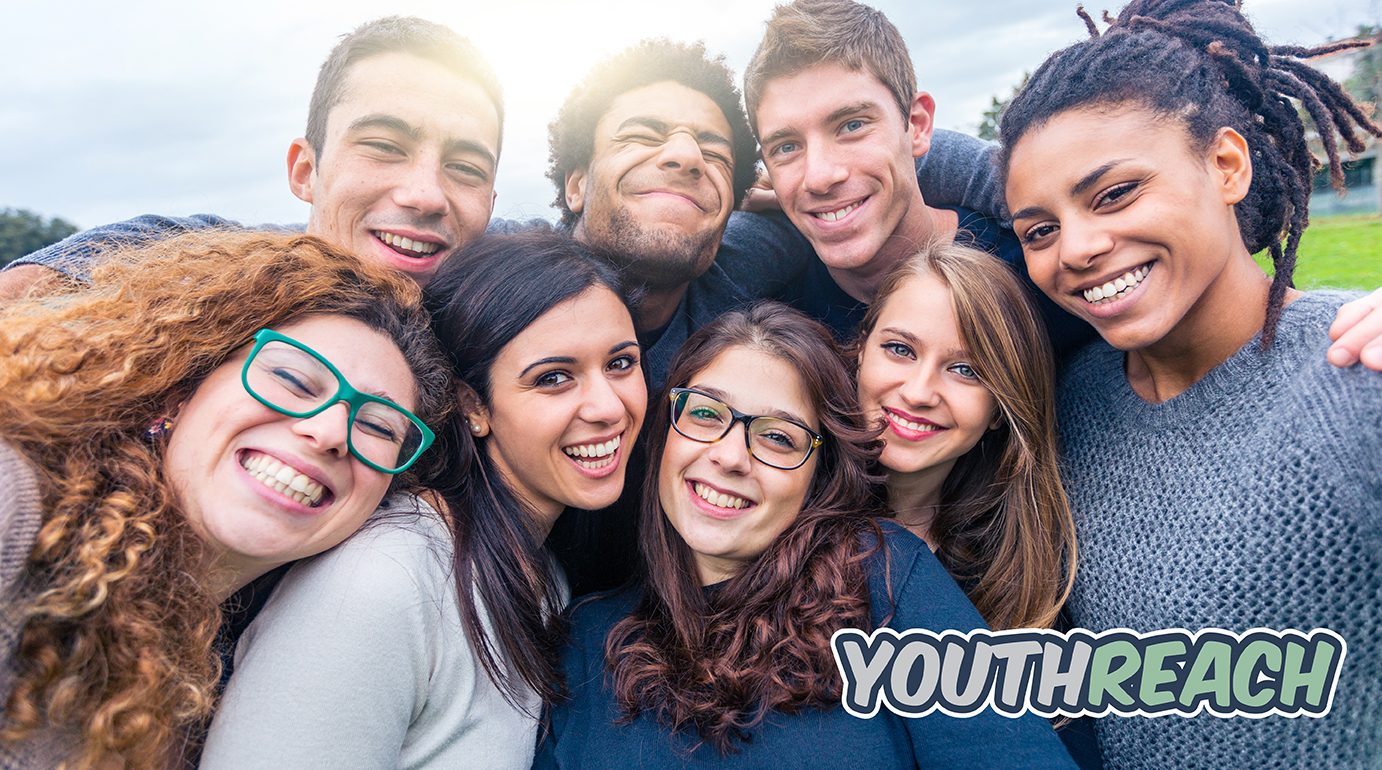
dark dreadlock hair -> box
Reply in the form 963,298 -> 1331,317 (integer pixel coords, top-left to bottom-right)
998,0 -> 1381,347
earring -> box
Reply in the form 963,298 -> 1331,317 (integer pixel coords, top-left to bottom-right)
145,416 -> 175,440
469,421 -> 483,435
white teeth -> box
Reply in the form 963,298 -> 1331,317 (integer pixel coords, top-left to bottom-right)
240,452 -> 325,507
563,435 -> 621,469
1082,265 -> 1150,304
374,231 -> 441,255
887,412 -> 941,433
813,201 -> 861,222
692,482 -> 749,510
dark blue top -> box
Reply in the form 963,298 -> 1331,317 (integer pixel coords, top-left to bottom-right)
535,520 -> 1077,769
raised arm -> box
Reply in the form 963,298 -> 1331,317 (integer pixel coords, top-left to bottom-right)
915,129 -> 1004,222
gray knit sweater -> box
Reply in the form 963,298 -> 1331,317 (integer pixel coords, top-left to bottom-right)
0,441 -> 60,769
1058,292 -> 1381,770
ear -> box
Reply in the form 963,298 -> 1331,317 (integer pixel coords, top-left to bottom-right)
907,91 -> 938,160
988,411 -> 1004,431
564,168 -> 588,215
1209,127 -> 1252,206
287,137 -> 318,204
456,382 -> 490,438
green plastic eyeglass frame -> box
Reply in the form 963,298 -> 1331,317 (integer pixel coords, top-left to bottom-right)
668,387 -> 824,471
240,328 -> 435,474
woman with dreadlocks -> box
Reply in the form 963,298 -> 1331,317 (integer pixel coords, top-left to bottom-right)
999,2 -> 1381,768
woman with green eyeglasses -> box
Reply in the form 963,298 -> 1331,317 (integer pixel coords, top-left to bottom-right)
0,232 -> 449,769
537,302 -> 1075,769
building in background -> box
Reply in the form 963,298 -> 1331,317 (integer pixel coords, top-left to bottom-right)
1308,31 -> 1379,216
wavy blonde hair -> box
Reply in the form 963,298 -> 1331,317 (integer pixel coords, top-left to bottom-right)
0,231 -> 451,768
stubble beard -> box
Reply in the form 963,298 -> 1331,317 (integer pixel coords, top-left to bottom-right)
582,204 -> 720,292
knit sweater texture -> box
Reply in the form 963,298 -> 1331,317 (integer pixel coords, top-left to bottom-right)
0,441 -> 71,769
1058,292 -> 1381,770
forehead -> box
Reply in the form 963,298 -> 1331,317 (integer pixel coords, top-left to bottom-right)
755,61 -> 901,132
325,51 -> 501,154
493,287 -> 635,365
1007,106 -> 1197,197
873,272 -> 960,341
271,314 -> 417,408
690,345 -> 816,425
595,80 -> 733,141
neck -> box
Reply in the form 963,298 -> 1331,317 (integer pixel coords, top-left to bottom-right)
631,284 -> 689,334
1125,253 -> 1297,403
826,197 -> 960,303
886,460 -> 953,547
203,552 -> 271,603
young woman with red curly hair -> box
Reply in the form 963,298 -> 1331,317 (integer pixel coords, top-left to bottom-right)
0,232 -> 450,768
536,303 -> 1076,768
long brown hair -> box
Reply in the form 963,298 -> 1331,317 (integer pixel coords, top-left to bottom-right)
0,232 -> 451,768
856,240 -> 1075,630
606,302 -> 885,754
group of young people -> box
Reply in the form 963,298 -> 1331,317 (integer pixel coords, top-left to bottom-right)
1,0 -> 1379,768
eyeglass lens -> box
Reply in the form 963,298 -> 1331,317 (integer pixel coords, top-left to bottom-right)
244,341 -> 424,471
671,390 -> 813,469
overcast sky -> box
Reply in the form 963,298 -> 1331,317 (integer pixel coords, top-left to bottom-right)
1,0 -> 1374,229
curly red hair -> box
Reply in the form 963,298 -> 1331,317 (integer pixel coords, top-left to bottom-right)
0,232 -> 451,768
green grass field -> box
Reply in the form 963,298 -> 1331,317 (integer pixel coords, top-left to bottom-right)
1255,214 -> 1382,290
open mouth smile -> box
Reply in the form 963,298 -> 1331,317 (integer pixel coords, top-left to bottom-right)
562,434 -> 622,472
373,230 -> 444,259
240,450 -> 330,508
1080,264 -> 1151,305
810,197 -> 866,223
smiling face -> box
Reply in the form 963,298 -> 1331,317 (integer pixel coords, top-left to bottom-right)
856,272 -> 998,495
1005,106 -> 1255,353
289,52 -> 501,286
164,314 -> 417,595
658,345 -> 819,585
565,81 -> 736,290
477,287 -> 648,523
756,62 -> 933,277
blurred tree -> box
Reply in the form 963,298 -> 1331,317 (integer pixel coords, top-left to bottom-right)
0,208 -> 78,267
1344,25 -> 1380,107
977,72 -> 1029,142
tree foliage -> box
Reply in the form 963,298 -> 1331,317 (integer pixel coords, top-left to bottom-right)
977,71 -> 1030,142
0,208 -> 78,267
1344,25 -> 1380,108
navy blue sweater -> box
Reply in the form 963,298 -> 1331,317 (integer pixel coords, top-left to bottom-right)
535,521 -> 1076,769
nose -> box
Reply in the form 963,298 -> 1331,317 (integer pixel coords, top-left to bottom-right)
657,130 -> 705,179
898,364 -> 942,409
705,421 -> 753,474
578,375 -> 628,427
291,401 -> 351,458
391,159 -> 449,217
1057,214 -> 1113,273
803,143 -> 847,196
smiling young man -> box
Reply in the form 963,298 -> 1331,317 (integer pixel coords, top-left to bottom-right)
1,16 -> 502,294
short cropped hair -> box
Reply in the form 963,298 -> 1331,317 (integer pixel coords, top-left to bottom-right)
744,0 -> 915,136
546,39 -> 757,227
305,16 -> 504,159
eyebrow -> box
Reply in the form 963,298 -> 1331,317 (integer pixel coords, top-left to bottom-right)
878,327 -> 969,360
1010,159 -> 1133,222
517,340 -> 640,379
616,116 -> 732,150
759,101 -> 879,148
348,113 -> 497,169
690,384 -> 813,427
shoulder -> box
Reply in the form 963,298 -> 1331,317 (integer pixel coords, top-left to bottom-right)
0,442 -> 42,592
265,495 -> 456,622
565,584 -> 640,644
866,520 -> 989,633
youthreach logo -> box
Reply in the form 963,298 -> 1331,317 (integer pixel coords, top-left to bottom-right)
832,627 -> 1346,719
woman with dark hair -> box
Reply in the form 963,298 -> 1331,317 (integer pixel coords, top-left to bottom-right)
998,2 -> 1381,767
537,302 -> 1075,768
199,230 -> 646,769
856,239 -> 1075,632
0,232 -> 449,768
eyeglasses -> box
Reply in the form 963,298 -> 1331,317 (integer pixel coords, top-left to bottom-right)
668,387 -> 823,471
240,329 -> 434,474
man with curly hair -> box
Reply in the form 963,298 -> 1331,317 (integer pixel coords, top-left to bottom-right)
1,16 -> 502,295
